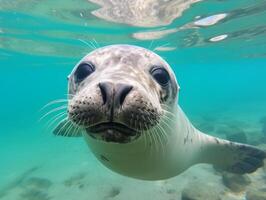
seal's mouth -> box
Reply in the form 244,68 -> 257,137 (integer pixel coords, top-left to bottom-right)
88,122 -> 137,135
86,122 -> 140,143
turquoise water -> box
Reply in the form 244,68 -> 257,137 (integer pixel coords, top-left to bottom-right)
1,0 -> 266,199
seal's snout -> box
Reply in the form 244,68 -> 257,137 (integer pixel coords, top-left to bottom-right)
68,77 -> 162,143
98,82 -> 133,107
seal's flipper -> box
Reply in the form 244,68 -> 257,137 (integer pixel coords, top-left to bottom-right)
200,136 -> 266,174
53,119 -> 82,137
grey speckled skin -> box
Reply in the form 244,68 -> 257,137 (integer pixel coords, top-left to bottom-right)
67,45 -> 178,142
54,45 -> 266,180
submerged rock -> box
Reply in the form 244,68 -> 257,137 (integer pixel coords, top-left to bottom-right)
181,181 -> 221,200
20,188 -> 51,200
222,172 -> 251,192
246,188 -> 266,200
63,172 -> 87,187
23,177 -> 52,190
105,186 -> 121,198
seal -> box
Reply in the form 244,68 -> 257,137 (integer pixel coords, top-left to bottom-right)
53,44 -> 266,180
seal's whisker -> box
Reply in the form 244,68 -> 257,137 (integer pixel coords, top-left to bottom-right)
70,113 -> 81,126
61,119 -> 72,137
164,116 -> 176,127
66,118 -> 80,137
163,109 -> 175,117
163,110 -> 175,118
161,104 -> 171,109
159,119 -> 172,145
46,111 -> 67,131
73,117 -> 84,137
161,111 -> 176,123
40,99 -> 68,111
67,114 -> 80,137
143,129 -> 147,152
73,119 -> 82,137
161,111 -> 176,124
153,128 -> 160,154
39,105 -> 68,122
146,115 -> 159,155
78,39 -> 95,50
157,120 -> 169,145
65,120 -> 75,137
64,93 -> 74,97
153,43 -> 170,51
154,120 -> 167,148
147,117 -> 159,154
90,40 -> 97,49
148,130 -> 155,157
148,40 -> 154,50
92,38 -> 100,48
148,127 -> 155,146
161,104 -> 176,112
53,116 -> 68,136
70,122 -> 78,137
143,122 -> 152,157
63,93 -> 75,99
139,122 -> 146,150
54,113 -> 81,137
154,125 -> 165,155
143,123 -> 150,154
149,136 -> 154,157
63,117 -> 75,137
161,107 -> 176,118
159,126 -> 167,154
45,111 -> 66,126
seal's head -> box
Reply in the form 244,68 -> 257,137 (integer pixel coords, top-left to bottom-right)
67,45 -> 179,143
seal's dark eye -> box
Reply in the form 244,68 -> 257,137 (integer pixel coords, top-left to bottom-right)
151,67 -> 170,86
74,62 -> 95,83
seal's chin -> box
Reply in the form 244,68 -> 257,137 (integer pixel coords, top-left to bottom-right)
86,122 -> 140,143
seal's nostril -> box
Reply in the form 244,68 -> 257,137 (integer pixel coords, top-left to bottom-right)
99,82 -> 132,107
99,82 -> 113,105
99,82 -> 107,105
116,84 -> 133,106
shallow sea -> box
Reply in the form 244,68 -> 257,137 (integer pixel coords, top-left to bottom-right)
0,0 -> 266,200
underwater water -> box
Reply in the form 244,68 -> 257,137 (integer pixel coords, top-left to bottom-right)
1,0 -> 266,199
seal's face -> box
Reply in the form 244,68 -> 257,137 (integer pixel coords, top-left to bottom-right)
67,45 -> 178,143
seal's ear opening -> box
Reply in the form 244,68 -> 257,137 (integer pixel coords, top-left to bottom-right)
53,119 -> 82,137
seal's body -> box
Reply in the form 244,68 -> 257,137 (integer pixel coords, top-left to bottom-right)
83,106 -> 201,180
53,45 -> 265,180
